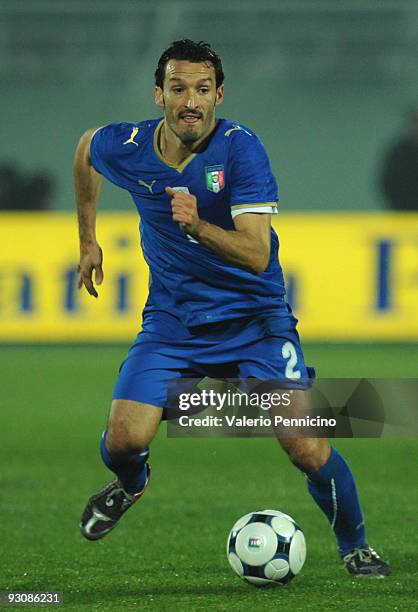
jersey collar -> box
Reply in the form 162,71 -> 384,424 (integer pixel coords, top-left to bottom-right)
153,119 -> 197,173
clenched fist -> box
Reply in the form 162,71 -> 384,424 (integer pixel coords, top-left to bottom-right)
165,187 -> 202,235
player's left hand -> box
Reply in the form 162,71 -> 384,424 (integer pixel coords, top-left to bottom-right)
165,187 -> 201,235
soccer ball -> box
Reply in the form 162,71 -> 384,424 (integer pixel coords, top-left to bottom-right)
226,509 -> 306,587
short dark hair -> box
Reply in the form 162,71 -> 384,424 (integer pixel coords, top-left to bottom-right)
155,39 -> 224,89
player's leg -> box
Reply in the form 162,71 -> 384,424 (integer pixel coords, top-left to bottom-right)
101,399 -> 162,494
80,400 -> 161,541
271,391 -> 367,556
238,317 -> 390,576
275,393 -> 389,576
80,313 -> 194,540
273,389 -> 364,535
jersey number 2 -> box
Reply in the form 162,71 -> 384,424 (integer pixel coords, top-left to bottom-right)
282,341 -> 301,380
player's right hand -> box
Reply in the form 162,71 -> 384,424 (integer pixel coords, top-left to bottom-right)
77,242 -> 104,298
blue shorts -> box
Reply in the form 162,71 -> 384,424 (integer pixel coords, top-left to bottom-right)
112,309 -> 315,409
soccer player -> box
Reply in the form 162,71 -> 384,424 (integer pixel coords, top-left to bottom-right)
75,39 -> 389,577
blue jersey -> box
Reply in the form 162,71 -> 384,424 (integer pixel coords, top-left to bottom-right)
90,118 -> 288,326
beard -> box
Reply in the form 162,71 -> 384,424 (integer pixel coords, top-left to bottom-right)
164,107 -> 214,146
172,124 -> 202,145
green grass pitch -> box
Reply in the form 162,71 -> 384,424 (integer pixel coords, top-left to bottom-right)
1,344 -> 417,611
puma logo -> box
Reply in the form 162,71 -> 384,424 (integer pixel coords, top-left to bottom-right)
123,127 -> 139,146
224,125 -> 252,137
137,178 -> 157,194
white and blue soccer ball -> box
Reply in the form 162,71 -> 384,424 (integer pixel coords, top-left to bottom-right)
227,509 -> 306,587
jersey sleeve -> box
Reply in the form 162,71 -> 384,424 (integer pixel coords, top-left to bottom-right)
228,130 -> 279,219
89,122 -> 138,189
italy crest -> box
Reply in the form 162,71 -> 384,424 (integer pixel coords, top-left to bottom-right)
205,165 -> 225,193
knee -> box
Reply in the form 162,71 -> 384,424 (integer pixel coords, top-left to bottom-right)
106,418 -> 150,454
105,399 -> 161,454
281,438 -> 331,473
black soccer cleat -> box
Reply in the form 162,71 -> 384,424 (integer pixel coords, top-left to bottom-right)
80,466 -> 150,541
342,546 -> 391,578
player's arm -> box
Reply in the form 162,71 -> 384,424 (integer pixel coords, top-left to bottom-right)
74,128 -> 104,297
166,188 -> 270,274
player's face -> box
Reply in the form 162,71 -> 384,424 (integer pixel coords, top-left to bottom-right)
155,60 -> 224,146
